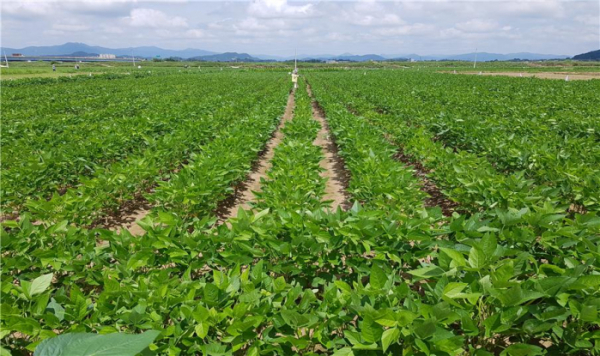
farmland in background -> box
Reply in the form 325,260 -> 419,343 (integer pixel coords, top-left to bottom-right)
1,65 -> 599,356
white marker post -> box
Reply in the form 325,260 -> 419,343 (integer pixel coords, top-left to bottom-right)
0,52 -> 9,68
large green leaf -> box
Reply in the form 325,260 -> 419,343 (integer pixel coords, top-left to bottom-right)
23,273 -> 53,298
34,331 -> 160,356
370,263 -> 387,289
381,327 -> 400,352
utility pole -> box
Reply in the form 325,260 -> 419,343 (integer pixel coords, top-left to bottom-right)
132,48 -> 135,67
294,48 -> 297,71
473,48 -> 478,69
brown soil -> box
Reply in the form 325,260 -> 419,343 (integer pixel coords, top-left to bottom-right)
306,84 -> 351,211
216,89 -> 296,222
393,150 -> 458,216
344,106 -> 458,216
449,71 -> 600,81
0,213 -> 19,223
94,194 -> 153,236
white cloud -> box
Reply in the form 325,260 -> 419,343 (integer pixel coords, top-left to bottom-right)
124,8 -> 188,28
248,0 -> 315,19
1,0 -> 597,57
500,1 -> 565,18
374,23 -> 436,37
185,29 -> 205,39
2,0 -> 54,17
575,15 -> 599,27
52,22 -> 90,32
455,19 -> 499,33
352,14 -> 404,26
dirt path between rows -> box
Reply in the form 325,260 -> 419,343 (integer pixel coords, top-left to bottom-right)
345,104 -> 458,216
104,198 -> 153,236
307,84 -> 351,211
392,150 -> 459,216
216,89 -> 296,222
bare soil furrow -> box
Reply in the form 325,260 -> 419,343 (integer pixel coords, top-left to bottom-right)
97,195 -> 154,236
346,107 -> 458,216
93,164 -> 185,235
392,150 -> 458,216
306,84 -> 351,211
216,89 -> 296,222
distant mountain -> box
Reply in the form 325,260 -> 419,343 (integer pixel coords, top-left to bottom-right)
380,52 -> 568,61
1,42 -> 215,59
69,51 -> 99,57
0,42 -> 572,62
445,52 -> 568,61
572,49 -> 600,61
263,52 -> 567,62
334,54 -> 386,62
189,52 -> 260,62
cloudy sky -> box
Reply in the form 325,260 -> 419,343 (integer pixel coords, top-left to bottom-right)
1,0 -> 598,56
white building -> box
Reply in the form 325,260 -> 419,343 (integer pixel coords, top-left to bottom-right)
99,54 -> 116,59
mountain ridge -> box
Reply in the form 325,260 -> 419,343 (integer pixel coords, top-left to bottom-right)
572,49 -> 600,61
1,42 -> 574,62
1,42 -> 215,59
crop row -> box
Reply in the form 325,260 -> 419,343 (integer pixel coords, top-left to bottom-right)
307,71 -> 600,212
25,77 -> 287,226
1,72 -> 285,213
1,71 -> 599,356
304,82 -> 427,218
252,80 -> 326,212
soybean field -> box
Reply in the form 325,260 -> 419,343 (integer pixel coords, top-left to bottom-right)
1,68 -> 600,356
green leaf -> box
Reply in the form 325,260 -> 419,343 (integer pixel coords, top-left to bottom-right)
281,310 -> 307,328
439,248 -> 466,267
361,318 -> 383,344
408,266 -> 445,279
581,305 -> 598,322
370,263 -> 387,289
253,209 -> 270,221
46,298 -> 65,321
195,322 -> 209,338
332,347 -> 354,356
481,234 -> 497,258
26,273 -> 53,298
34,331 -> 160,356
500,343 -> 543,356
522,319 -> 553,334
381,327 -> 400,352
443,282 -> 467,299
468,247 -> 486,269
204,283 -> 220,306
414,320 -> 436,339
571,275 -> 600,290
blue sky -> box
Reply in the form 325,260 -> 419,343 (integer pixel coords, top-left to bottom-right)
1,0 -> 599,56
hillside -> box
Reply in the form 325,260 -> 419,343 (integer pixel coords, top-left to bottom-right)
189,52 -> 260,62
573,49 -> 600,61
0,42 -> 215,59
